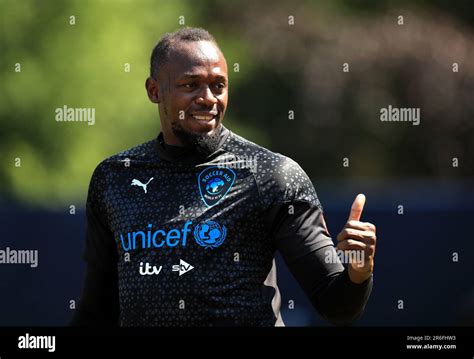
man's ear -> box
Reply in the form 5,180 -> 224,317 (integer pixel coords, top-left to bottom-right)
145,77 -> 161,104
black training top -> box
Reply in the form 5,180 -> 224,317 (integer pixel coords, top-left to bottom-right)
72,125 -> 372,327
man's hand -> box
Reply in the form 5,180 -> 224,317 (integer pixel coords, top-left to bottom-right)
336,194 -> 377,284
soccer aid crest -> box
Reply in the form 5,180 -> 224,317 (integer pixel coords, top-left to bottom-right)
198,166 -> 235,207
194,221 -> 227,249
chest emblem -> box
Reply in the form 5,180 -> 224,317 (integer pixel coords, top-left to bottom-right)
198,166 -> 235,207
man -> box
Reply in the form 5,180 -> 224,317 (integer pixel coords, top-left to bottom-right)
71,27 -> 377,327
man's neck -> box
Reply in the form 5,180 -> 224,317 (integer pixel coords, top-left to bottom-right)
155,125 -> 230,163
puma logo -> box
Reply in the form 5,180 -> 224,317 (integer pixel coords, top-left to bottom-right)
131,177 -> 154,193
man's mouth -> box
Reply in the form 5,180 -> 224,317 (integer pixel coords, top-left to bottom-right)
187,112 -> 219,131
190,112 -> 218,121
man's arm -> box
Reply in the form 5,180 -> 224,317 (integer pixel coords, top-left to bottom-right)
70,264 -> 120,326
70,164 -> 120,326
268,200 -> 373,326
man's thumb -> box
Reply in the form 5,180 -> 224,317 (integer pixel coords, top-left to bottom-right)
348,193 -> 366,221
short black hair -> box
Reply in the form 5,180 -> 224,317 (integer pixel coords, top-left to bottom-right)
150,27 -> 218,79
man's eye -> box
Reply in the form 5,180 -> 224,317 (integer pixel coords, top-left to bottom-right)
183,83 -> 197,89
215,83 -> 226,89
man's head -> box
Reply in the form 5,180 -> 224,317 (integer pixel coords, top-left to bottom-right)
145,27 -> 228,155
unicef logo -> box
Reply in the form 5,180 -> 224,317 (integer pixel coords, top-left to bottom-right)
205,177 -> 225,195
194,221 -> 227,249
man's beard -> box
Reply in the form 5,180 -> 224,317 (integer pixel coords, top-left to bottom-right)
171,121 -> 222,156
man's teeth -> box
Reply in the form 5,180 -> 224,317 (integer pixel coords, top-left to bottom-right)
193,115 -> 214,120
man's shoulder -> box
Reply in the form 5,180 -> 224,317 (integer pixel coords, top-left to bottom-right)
226,131 -> 319,206
90,138 -> 157,179
225,130 -> 289,167
106,138 -> 157,162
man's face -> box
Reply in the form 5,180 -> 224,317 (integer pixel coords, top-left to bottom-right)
146,40 -> 228,152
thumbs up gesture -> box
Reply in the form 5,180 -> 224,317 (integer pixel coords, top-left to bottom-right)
336,194 -> 377,284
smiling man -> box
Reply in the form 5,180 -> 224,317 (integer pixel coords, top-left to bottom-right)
146,34 -> 228,152
72,27 -> 377,327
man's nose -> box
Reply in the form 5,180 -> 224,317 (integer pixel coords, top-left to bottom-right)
195,86 -> 218,106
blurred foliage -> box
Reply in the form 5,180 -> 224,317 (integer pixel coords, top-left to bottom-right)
0,0 -> 473,208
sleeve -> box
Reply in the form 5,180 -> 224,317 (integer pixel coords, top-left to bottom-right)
264,157 -> 373,326
70,163 -> 120,326
82,163 -> 118,269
